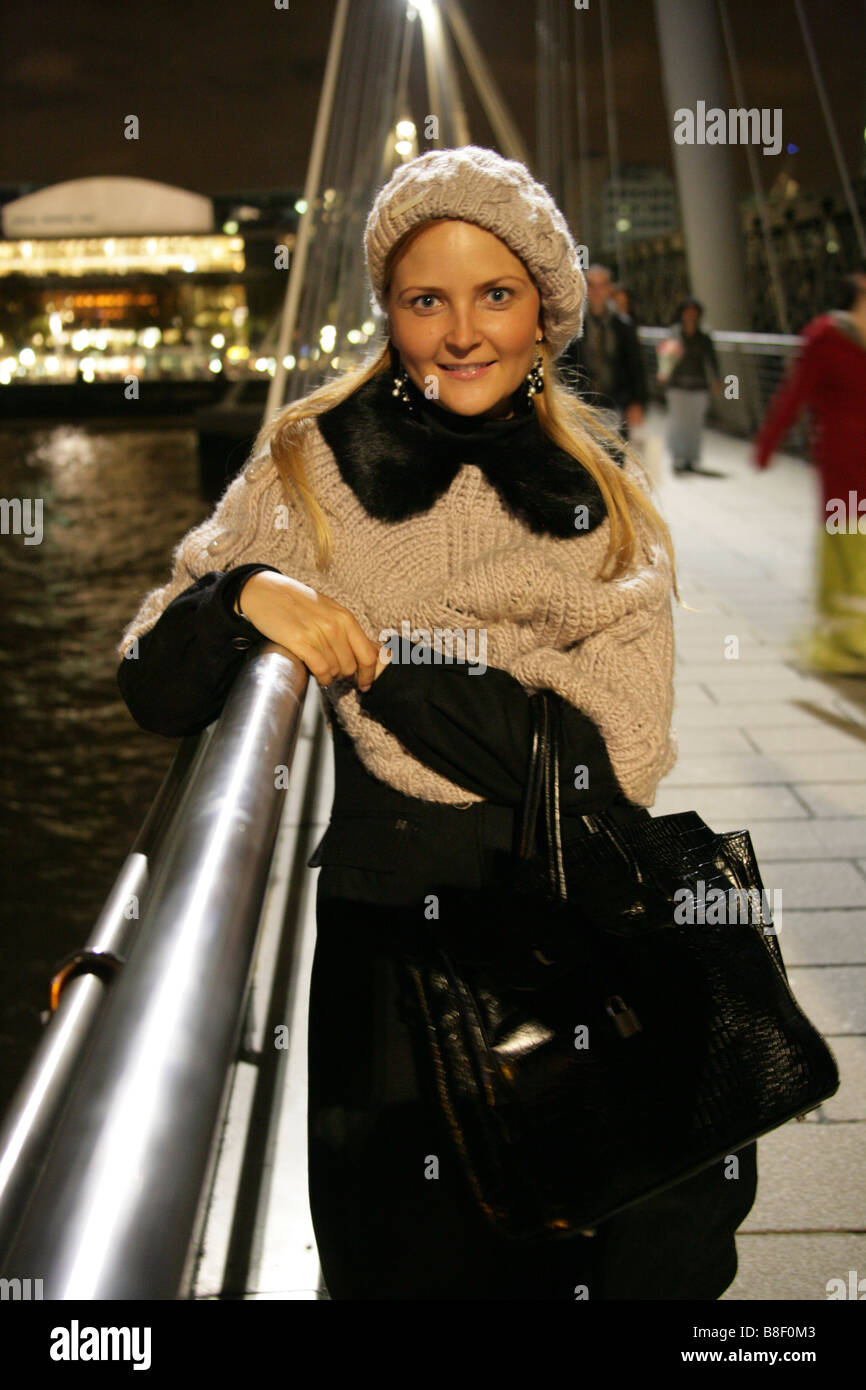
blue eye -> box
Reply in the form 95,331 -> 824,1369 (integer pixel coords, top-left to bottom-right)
410,293 -> 439,309
486,287 -> 512,303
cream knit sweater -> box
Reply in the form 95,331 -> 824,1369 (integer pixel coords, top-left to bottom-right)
117,410 -> 678,807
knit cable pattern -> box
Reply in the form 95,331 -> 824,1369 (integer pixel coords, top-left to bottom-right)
117,424 -> 677,807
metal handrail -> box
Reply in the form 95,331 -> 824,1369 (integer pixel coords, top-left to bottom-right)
0,733 -> 210,1263
638,325 -> 804,350
0,641 -> 309,1297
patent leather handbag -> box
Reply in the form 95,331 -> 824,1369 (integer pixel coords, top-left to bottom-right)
395,691 -> 841,1242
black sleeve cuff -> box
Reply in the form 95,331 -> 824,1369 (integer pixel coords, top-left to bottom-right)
116,563 -> 281,738
207,564 -> 283,637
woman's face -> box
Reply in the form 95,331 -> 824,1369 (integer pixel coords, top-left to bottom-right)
387,219 -> 543,420
681,305 -> 700,333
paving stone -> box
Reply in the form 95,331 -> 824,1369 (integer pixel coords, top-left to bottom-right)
746,820 -> 866,860
665,754 -> 793,786
672,702 -> 829,729
721,1233 -> 866,1300
808,1037 -> 866,1122
673,683 -> 720,708
749,726 -> 866,755
652,784 -> 810,820
741,1124 -> 866,1231
704,679 -> 831,705
675,662 -> 808,687
794,784 -> 866,817
664,753 -> 866,786
784,965 -> 866,1034
676,644 -> 789,666
775,910 -> 866,967
758,860 -> 866,910
674,727 -> 757,754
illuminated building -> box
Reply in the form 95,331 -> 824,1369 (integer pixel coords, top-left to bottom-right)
0,177 -> 294,387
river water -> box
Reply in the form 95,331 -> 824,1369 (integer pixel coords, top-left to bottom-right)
0,423 -> 211,1117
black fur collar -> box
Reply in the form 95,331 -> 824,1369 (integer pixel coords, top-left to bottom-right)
315,367 -> 608,537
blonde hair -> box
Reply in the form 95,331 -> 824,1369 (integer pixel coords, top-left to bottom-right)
253,223 -> 680,599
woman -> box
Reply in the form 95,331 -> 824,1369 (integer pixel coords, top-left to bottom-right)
116,146 -> 757,1300
753,266 -> 866,674
659,297 -> 722,474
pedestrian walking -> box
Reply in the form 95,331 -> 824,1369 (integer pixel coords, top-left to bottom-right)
557,263 -> 648,440
753,267 -> 866,675
658,298 -> 722,475
116,146 -> 757,1300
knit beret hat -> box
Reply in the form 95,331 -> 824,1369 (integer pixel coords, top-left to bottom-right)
364,145 -> 586,358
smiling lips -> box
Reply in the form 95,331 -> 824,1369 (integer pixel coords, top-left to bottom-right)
439,361 -> 496,379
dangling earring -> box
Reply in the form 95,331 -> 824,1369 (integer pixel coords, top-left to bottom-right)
525,349 -> 545,399
388,341 -> 414,409
392,363 -> 412,406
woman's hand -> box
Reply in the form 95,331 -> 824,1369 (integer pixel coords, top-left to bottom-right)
236,570 -> 386,691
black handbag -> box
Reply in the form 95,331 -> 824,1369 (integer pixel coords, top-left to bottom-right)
395,690 -> 841,1242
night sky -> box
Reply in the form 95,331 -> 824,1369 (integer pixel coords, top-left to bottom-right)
0,0 -> 863,200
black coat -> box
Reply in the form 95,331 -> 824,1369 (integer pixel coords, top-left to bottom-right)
558,309 -> 648,416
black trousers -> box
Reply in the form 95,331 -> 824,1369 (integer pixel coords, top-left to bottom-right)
306,726 -> 758,1300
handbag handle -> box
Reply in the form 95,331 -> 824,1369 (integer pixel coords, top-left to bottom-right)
517,691 -> 642,903
515,691 -> 548,861
516,692 -> 568,901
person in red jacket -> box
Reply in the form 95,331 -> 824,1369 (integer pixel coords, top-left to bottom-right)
753,266 -> 866,674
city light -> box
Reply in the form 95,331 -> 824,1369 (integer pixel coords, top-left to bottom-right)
222,220 -> 239,235
319,323 -> 337,352
210,333 -> 226,348
294,199 -> 308,214
0,235 -> 245,276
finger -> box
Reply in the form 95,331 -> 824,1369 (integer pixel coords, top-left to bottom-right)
317,619 -> 366,682
372,651 -> 392,681
282,630 -> 345,687
346,626 -> 386,691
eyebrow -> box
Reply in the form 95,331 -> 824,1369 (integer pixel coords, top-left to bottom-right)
398,275 -> 526,294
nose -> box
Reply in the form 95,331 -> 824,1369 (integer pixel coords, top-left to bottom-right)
442,302 -> 483,355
